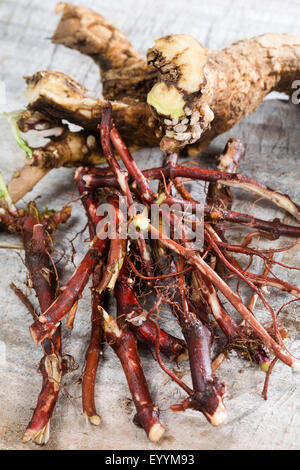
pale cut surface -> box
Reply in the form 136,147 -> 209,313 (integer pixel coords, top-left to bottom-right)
0,0 -> 300,451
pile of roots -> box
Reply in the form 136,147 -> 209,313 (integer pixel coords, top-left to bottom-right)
0,2 -> 299,446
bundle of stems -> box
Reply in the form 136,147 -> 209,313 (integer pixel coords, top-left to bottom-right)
11,103 -> 296,443
0,195 -> 71,444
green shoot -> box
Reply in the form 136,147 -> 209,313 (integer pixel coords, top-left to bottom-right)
1,110 -> 33,158
0,171 -> 17,214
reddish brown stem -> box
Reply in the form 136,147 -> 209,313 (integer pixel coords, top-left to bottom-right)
21,222 -> 62,445
127,257 -> 193,281
208,209 -> 300,238
170,165 -> 240,341
100,104 -> 134,205
100,103 -> 153,277
29,169 -> 107,345
159,151 -> 178,196
178,310 -> 226,424
208,237 -> 300,270
102,308 -> 165,442
96,195 -> 127,293
82,263 -> 105,425
204,230 -> 284,346
75,171 -> 106,424
152,250 -> 226,424
74,167 -> 104,236
23,328 -> 62,444
83,165 -> 300,221
193,270 -> 240,339
110,123 -> 155,204
163,196 -> 300,238
175,258 -> 226,425
245,273 -> 300,299
30,235 -> 107,344
262,358 -> 278,400
173,178 -> 197,203
206,138 -> 245,212
201,225 -> 300,301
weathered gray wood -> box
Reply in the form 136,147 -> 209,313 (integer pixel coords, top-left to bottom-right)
0,0 -> 299,450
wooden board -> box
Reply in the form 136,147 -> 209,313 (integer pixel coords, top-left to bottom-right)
0,0 -> 299,450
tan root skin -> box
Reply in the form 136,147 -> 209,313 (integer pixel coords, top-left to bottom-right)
53,2 -> 142,70
52,2 -> 156,101
31,129 -> 105,169
8,166 -> 50,204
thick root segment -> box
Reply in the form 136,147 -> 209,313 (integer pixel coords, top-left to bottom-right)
158,262 -> 226,424
82,265 -> 104,425
1,112 -> 100,204
50,4 -> 300,152
22,221 -> 63,445
23,350 -> 62,445
25,71 -> 159,148
23,32 -> 300,158
102,309 -> 165,442
28,130 -> 105,169
147,35 -> 214,151
75,169 -> 106,424
8,166 -> 50,205
0,204 -> 70,445
52,2 -> 156,101
18,108 -> 104,169
182,33 -> 300,154
147,33 -> 300,152
179,311 -> 227,425
53,3 -> 142,71
6,110 -> 105,204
